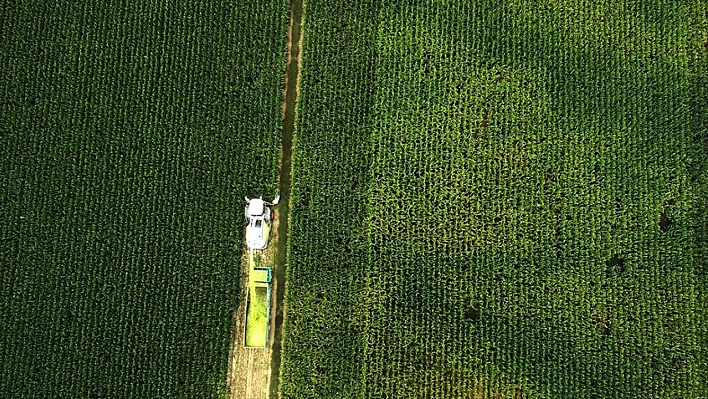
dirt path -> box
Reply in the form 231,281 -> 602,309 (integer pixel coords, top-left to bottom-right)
226,0 -> 303,397
226,249 -> 273,399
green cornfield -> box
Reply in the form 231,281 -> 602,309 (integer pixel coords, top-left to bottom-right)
2,0 -> 707,398
281,1 -> 708,398
1,1 -> 287,397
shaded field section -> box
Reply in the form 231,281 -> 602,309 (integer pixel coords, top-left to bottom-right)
269,0 -> 304,396
280,1 -> 708,398
0,1 -> 287,397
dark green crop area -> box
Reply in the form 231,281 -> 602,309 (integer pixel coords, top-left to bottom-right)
282,1 -> 708,398
0,1 -> 287,397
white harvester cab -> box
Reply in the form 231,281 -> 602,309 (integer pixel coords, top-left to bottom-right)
244,195 -> 279,250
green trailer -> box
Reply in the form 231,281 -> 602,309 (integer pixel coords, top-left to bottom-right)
244,266 -> 272,348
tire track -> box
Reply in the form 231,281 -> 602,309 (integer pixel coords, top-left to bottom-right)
268,0 -> 304,396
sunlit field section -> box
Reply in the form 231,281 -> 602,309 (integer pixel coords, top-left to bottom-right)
281,0 -> 707,398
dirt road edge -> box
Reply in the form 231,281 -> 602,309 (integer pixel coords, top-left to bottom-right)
268,0 -> 304,397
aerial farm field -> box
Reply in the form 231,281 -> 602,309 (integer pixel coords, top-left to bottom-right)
2,0 -> 707,398
1,1 -> 287,397
281,1 -> 708,398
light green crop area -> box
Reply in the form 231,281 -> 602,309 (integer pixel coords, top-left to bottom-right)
245,286 -> 269,348
281,0 -> 708,398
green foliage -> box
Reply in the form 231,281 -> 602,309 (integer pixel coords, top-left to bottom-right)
281,0 -> 708,398
245,287 -> 269,348
0,0 -> 287,397
279,2 -> 382,397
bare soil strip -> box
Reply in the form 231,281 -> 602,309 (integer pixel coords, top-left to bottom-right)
268,0 -> 304,396
226,0 -> 303,397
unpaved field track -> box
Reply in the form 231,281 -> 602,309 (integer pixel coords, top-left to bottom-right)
226,0 -> 303,397
226,248 -> 278,399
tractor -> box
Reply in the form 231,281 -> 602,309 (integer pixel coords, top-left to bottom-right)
244,195 -> 279,250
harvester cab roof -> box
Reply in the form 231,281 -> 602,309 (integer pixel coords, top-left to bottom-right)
247,198 -> 266,217
244,195 -> 279,250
